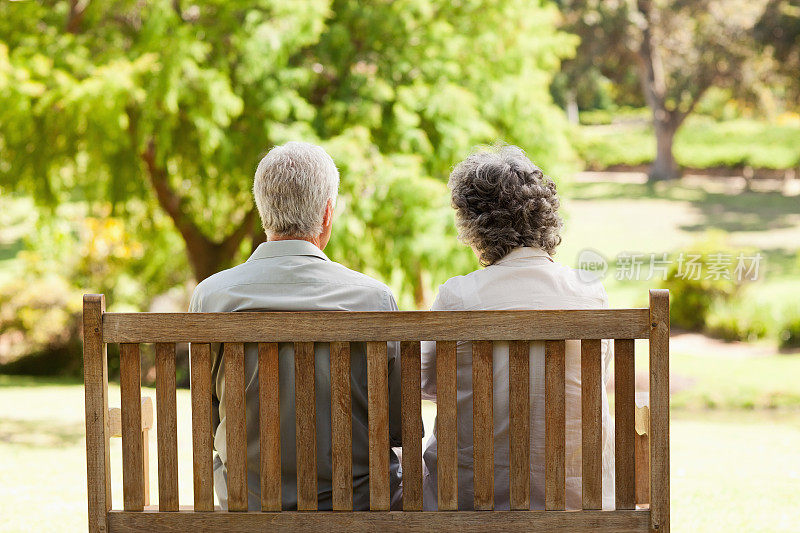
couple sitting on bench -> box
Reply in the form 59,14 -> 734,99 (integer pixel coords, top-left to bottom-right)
190,141 -> 614,511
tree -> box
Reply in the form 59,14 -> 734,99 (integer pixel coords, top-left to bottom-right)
557,0 -> 770,181
0,0 -> 575,309
755,0 -> 800,106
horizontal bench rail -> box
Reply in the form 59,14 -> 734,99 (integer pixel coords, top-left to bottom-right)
102,309 -> 651,343
107,510 -> 651,532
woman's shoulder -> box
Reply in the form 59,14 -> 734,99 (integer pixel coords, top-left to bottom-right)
431,273 -> 476,310
549,260 -> 610,305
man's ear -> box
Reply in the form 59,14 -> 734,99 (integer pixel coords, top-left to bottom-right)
322,198 -> 334,227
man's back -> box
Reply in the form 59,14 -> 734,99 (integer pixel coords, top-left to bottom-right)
190,239 -> 402,510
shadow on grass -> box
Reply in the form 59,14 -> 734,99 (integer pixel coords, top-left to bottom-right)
0,417 -> 84,447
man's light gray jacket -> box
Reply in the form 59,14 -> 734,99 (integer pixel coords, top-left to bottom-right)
189,239 -> 402,510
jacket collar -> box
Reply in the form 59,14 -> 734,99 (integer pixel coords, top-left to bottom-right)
247,240 -> 330,262
494,246 -> 553,266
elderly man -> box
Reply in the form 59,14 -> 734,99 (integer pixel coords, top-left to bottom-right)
189,141 -> 402,510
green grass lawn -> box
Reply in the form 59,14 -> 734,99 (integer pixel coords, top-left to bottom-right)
558,179 -> 800,339
2,350 -> 800,532
575,115 -> 800,170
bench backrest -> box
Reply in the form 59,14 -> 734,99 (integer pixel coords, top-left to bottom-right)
83,290 -> 669,532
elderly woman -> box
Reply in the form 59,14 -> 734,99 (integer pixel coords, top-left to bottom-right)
420,145 -> 614,510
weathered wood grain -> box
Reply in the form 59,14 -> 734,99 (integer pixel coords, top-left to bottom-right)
120,343 -> 144,511
156,343 -> 179,511
400,341 -> 423,511
649,290 -> 670,532
83,294 -> 111,533
472,341 -> 494,511
190,343 -> 214,511
294,342 -> 318,511
330,341 -> 352,511
103,309 -> 651,343
545,340 -> 565,511
224,343 -> 248,512
436,341 -> 458,511
581,339 -> 603,510
258,343 -> 281,512
614,339 -> 636,510
508,340 -> 530,511
107,509 -> 651,532
367,341 -> 390,511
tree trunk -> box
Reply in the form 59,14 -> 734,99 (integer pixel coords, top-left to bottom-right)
141,139 -> 255,282
566,89 -> 579,125
650,114 -> 680,181
413,267 -> 432,310
635,0 -> 682,182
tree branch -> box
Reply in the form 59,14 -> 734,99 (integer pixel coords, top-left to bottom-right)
219,208 -> 257,259
66,0 -> 89,34
141,139 -> 214,255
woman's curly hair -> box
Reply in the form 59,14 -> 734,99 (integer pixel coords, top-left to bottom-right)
448,145 -> 563,266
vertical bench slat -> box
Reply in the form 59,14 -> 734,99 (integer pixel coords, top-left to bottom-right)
330,341 -> 353,511
436,340 -> 458,511
225,342 -> 248,511
366,341 -> 390,511
649,289 -> 670,532
83,295 -> 110,533
472,340 -> 494,511
294,341 -> 318,511
259,342 -> 281,511
400,341 -> 423,511
581,339 -> 603,510
120,342 -> 144,511
190,343 -> 214,511
544,340 -> 565,511
614,338 -> 636,509
155,342 -> 179,511
508,340 -> 530,511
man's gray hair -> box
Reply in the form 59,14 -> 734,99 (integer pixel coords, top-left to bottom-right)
253,141 -> 340,239
448,145 -> 563,266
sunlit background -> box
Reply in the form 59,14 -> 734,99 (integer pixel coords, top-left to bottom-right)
1,1 -> 799,531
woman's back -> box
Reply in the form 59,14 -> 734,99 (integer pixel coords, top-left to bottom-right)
420,247 -> 615,510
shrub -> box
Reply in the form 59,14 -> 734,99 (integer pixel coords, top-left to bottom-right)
663,261 -> 739,331
779,316 -> 800,350
0,274 -> 83,375
706,303 -> 770,342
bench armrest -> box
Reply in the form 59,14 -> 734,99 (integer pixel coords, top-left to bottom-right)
634,392 -> 650,508
109,396 -> 154,506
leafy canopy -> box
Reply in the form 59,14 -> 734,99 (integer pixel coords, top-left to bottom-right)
0,0 -> 576,308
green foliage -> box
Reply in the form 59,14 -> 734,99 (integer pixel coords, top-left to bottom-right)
705,302 -> 770,342
662,235 -> 741,331
779,315 -> 800,350
0,274 -> 81,372
0,0 -> 576,309
0,199 -> 190,373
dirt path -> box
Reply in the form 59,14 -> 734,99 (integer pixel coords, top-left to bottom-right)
670,330 -> 788,358
576,169 -> 800,195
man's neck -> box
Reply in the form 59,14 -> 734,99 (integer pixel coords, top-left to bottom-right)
269,234 -> 323,250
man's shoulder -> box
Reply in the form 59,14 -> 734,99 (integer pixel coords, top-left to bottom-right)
189,263 -> 252,311
323,260 -> 395,297
189,257 -> 397,311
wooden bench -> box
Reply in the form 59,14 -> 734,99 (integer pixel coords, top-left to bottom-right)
83,289 -> 670,532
